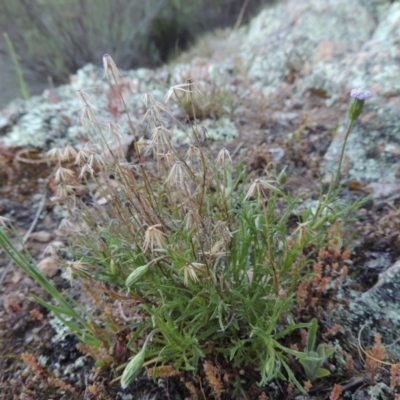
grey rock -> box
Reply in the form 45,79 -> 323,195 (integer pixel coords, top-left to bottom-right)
231,0 -> 399,183
336,259 -> 400,357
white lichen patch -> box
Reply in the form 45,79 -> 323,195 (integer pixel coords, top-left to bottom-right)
48,314 -> 73,343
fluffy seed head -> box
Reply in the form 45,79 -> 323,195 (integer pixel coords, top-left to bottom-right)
215,148 -> 232,166
142,224 -> 166,253
62,145 -> 78,162
244,179 -> 280,201
54,167 -> 75,183
182,262 -> 205,286
165,161 -> 190,191
102,54 -> 121,82
46,147 -> 63,161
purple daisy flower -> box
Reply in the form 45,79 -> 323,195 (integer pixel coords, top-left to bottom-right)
350,88 -> 372,100
348,88 -> 371,122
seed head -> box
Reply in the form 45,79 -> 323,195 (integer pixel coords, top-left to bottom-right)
58,218 -> 75,232
165,161 -> 190,191
53,183 -> 75,201
102,54 -> 121,82
215,148 -> 232,166
75,142 -> 97,165
185,145 -> 200,163
213,221 -> 232,242
151,126 -> 172,155
164,151 -> 178,167
46,147 -> 63,162
142,224 -> 166,253
183,210 -> 197,231
79,164 -> 95,180
54,167 -> 75,183
62,145 -> 78,162
182,262 -> 205,286
244,179 -> 280,202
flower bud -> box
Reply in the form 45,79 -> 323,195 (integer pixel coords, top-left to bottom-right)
277,168 -> 287,185
126,265 -> 149,287
120,329 -> 157,389
348,89 -> 371,122
120,347 -> 145,389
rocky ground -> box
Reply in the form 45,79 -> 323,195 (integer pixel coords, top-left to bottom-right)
1,0 -> 400,399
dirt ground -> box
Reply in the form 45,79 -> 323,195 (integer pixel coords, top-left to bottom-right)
1,93 -> 400,399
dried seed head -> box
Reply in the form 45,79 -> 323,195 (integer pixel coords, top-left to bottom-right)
54,183 -> 75,200
76,89 -> 91,104
209,239 -> 227,257
183,210 -> 197,231
137,137 -> 153,155
185,145 -> 200,162
165,161 -> 190,191
58,218 -> 75,232
62,145 -> 78,162
151,126 -> 172,154
182,262 -> 205,286
244,179 -> 280,201
67,260 -> 88,275
215,148 -> 232,166
43,242 -> 63,257
80,103 -> 98,125
102,54 -> 121,82
142,104 -> 166,129
76,90 -> 99,126
79,164 -> 95,180
142,224 -> 166,253
163,81 -> 203,105
75,142 -> 97,165
164,151 -> 178,167
213,221 -> 232,242
54,167 -> 75,183
46,147 -> 63,162
108,122 -> 122,140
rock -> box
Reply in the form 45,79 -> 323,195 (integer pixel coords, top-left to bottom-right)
29,231 -> 52,243
229,0 -> 400,183
37,257 -> 59,278
337,259 -> 400,357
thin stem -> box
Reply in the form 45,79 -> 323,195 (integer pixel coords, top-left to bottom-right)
333,120 -> 354,189
311,119 -> 355,228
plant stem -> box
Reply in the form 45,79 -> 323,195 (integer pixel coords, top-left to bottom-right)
3,32 -> 30,100
311,120 -> 354,229
333,120 -> 354,189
